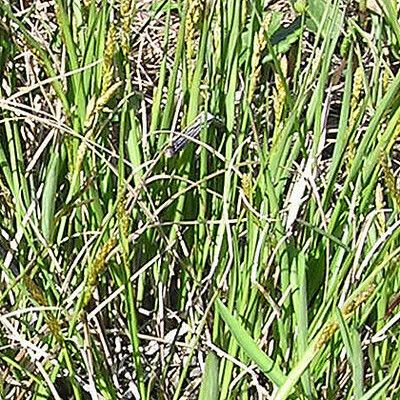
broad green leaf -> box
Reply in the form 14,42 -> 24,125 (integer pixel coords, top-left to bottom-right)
216,299 -> 286,387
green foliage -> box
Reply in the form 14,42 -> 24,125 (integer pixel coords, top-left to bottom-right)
1,0 -> 400,399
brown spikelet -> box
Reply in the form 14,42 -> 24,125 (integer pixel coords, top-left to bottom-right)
375,184 -> 386,236
22,276 -> 63,342
381,152 -> 400,207
46,314 -> 63,343
23,276 -> 47,306
0,174 -> 14,216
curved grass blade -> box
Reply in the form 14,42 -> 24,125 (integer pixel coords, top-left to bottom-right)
198,352 -> 220,400
215,298 -> 286,388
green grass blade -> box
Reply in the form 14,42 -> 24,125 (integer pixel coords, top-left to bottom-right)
215,298 -> 286,387
198,352 -> 220,400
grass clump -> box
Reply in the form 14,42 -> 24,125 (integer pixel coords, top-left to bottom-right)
2,0 -> 400,399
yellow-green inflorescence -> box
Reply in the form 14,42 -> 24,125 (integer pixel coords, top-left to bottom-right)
241,173 -> 253,204
272,57 -> 287,131
185,0 -> 205,78
315,283 -> 376,351
100,23 -> 117,102
73,22 -> 119,186
341,284 -> 376,317
346,65 -> 364,172
350,66 -> 364,123
23,276 -> 62,342
248,13 -> 271,103
83,237 -> 117,308
117,193 -> 130,238
315,321 -> 339,350
120,0 -> 136,57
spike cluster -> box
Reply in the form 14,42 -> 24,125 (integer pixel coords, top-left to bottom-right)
381,152 -> 400,207
185,0 -> 204,77
248,13 -> 271,102
83,237 -> 117,308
